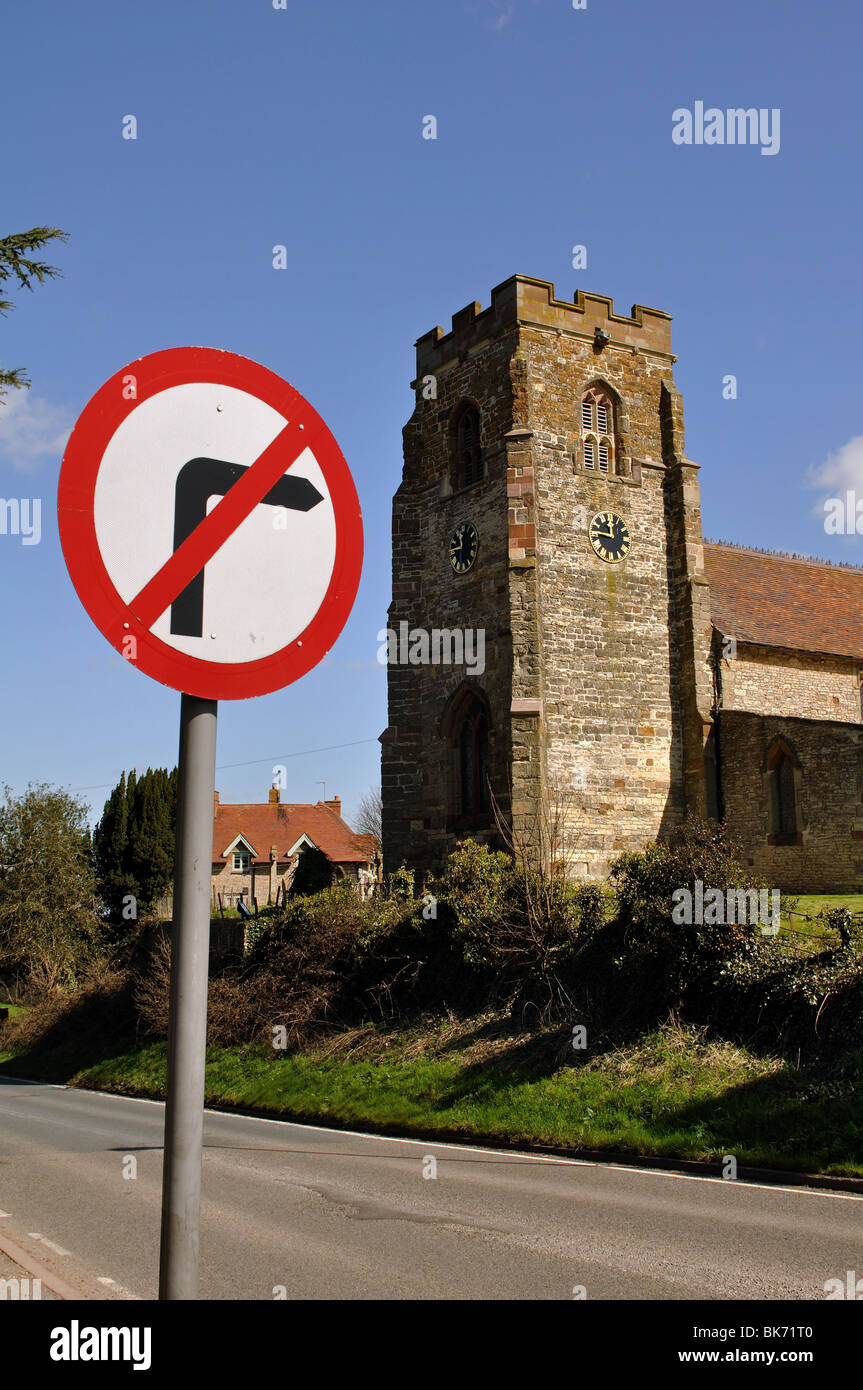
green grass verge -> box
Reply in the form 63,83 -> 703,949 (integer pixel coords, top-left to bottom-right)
0,1003 -> 28,1021
782,893 -> 863,930
5,1020 -> 861,1179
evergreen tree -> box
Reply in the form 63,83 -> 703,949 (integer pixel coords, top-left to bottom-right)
0,227 -> 69,398
92,772 -> 130,918
128,768 -> 175,909
93,766 -> 178,920
123,769 -> 139,898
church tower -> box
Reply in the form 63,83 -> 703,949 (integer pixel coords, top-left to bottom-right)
381,275 -> 715,880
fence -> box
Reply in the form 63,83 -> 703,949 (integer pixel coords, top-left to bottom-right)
781,908 -> 863,954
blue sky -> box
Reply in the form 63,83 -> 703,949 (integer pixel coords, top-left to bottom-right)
1,0 -> 861,828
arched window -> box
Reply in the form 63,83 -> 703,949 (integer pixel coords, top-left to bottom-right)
458,698 -> 490,816
767,739 -> 799,843
451,402 -> 483,490
580,387 -> 616,474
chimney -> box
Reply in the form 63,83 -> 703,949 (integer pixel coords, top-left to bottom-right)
325,795 -> 341,817
214,790 -> 220,809
269,787 -> 280,805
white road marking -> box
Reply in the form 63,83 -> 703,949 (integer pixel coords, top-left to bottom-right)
34,1081 -> 863,1204
97,1276 -> 140,1300
28,1233 -> 71,1256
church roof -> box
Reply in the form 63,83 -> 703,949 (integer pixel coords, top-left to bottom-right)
704,543 -> 863,661
212,798 -> 376,865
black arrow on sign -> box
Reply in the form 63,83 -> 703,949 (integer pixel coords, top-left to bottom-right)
170,457 -> 324,638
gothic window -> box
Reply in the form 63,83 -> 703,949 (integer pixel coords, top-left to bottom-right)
767,740 -> 799,843
459,698 -> 490,816
580,387 -> 616,474
451,402 -> 483,490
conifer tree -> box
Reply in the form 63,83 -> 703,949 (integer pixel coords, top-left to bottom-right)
94,766 -> 178,919
0,227 -> 69,398
92,772 -> 130,918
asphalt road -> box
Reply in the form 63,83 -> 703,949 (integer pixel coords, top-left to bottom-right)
0,1075 -> 860,1300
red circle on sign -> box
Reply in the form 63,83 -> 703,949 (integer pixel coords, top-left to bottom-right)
58,347 -> 363,700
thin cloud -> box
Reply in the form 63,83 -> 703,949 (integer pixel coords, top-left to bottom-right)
0,390 -> 72,473
807,434 -> 863,536
808,434 -> 863,495
468,0 -> 516,32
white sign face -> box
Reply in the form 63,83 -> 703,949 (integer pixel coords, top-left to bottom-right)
93,382 -> 337,663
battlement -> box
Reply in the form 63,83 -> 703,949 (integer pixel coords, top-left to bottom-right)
415,275 -> 674,374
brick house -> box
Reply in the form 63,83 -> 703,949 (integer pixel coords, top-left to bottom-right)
211,789 -> 379,910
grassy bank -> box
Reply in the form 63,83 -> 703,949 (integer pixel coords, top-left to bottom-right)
4,1016 -> 862,1178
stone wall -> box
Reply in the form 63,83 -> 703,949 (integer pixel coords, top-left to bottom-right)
718,642 -> 861,723
380,303 -> 519,874
520,311 -> 711,877
718,709 -> 863,892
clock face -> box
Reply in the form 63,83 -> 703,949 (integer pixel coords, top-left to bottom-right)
589,511 -> 631,563
450,520 -> 478,574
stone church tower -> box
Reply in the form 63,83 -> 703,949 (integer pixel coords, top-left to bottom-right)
381,275 -> 716,880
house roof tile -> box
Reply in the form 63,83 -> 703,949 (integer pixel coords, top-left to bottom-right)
704,543 -> 863,661
213,801 -> 375,865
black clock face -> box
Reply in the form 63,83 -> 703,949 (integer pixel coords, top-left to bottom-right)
449,520 -> 478,574
588,511 -> 631,563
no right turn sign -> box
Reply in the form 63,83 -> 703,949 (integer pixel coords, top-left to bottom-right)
58,347 -> 363,699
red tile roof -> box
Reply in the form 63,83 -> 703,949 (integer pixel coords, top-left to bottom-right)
212,800 -> 376,865
704,543 -> 863,660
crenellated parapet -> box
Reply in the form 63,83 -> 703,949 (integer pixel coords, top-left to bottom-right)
416,275 -> 674,378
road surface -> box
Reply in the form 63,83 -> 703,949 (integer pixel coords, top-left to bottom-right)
0,1075 -> 859,1300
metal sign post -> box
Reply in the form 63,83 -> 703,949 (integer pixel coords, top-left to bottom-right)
158,694 -> 218,1300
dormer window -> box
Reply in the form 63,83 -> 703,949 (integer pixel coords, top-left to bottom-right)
232,850 -> 250,872
581,387 -> 616,474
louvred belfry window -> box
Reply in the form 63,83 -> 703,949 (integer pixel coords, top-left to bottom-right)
581,388 -> 615,473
